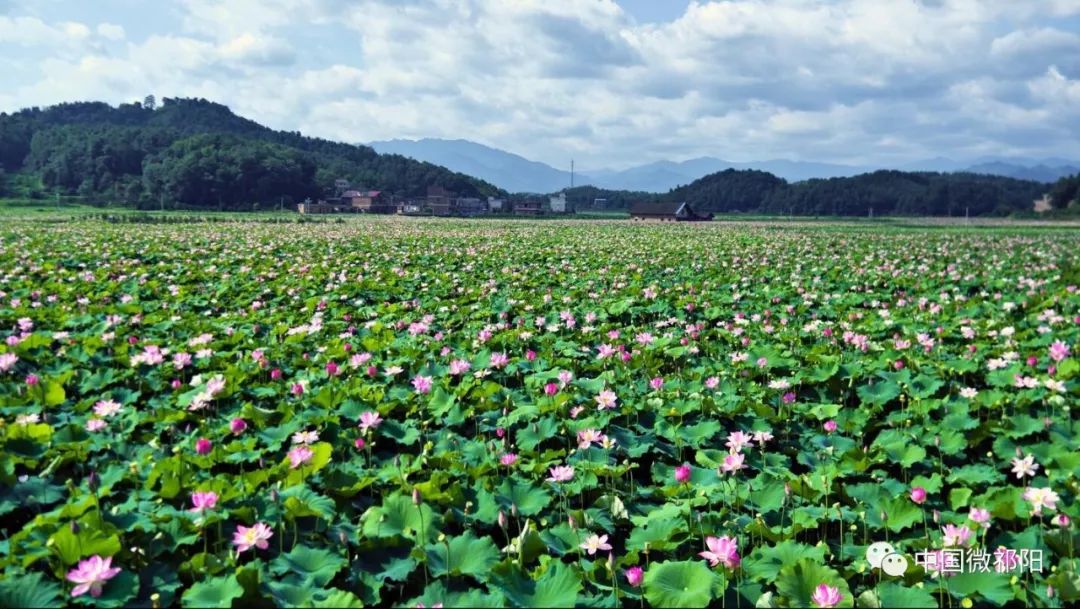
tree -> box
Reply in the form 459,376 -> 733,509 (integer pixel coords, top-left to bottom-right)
143,95 -> 156,111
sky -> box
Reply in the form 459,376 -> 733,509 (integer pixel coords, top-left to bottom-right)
2,0 -> 1079,170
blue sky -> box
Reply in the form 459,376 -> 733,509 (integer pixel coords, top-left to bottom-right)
1,0 -> 1078,169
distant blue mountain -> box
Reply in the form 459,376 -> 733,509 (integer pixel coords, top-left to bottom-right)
368,138 -> 1076,193
369,138 -> 583,194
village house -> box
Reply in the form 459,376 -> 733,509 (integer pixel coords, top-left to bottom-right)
425,185 -> 454,216
548,192 -> 569,213
341,189 -> 393,213
454,197 -> 486,217
296,198 -> 342,214
513,199 -> 543,216
629,201 -> 712,222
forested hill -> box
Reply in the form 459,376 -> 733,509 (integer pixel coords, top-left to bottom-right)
666,168 -> 1050,216
0,99 -> 503,209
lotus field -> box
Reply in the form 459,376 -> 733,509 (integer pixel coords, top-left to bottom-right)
1,217 -> 1079,608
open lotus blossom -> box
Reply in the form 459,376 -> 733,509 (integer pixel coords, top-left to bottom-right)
448,359 -> 471,375
93,400 -> 122,418
190,491 -> 218,513
232,522 -> 273,553
292,430 -> 319,444
0,352 -> 18,372
725,431 -> 753,452
823,420 -> 837,433
594,389 -> 618,410
579,533 -> 612,555
811,583 -> 842,608
412,375 -> 433,394
752,429 -> 774,444
358,411 -> 383,431
1011,454 -> 1039,479
66,554 -> 122,598
942,524 -> 972,546
577,428 -> 605,449
85,418 -> 107,432
700,535 -> 740,569
1023,487 -> 1060,515
960,387 -> 978,399
500,453 -> 518,466
1048,340 -> 1070,362
547,465 -> 575,483
721,452 -> 745,473
288,445 -> 314,469
969,507 -> 991,525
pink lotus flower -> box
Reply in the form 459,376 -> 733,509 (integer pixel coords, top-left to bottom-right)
1049,340 -> 1070,362
500,453 -> 518,466
358,411 -> 382,432
0,352 -> 18,372
291,383 -> 304,396
649,377 -> 664,390
230,418 -> 247,434
675,463 -> 691,484
85,418 -> 106,432
911,486 -> 927,504
190,491 -> 218,513
288,445 -> 313,469
625,566 -> 643,587
232,522 -> 273,553
699,535 -> 740,569
704,376 -> 719,389
577,428 -> 604,449
725,431 -> 753,453
823,420 -> 837,433
525,350 -> 537,361
449,359 -> 471,375
325,361 -> 340,376
66,555 -> 121,598
25,374 -> 39,386
1023,487 -> 1060,515
811,583 -> 842,608
969,507 -> 991,524
721,452 -> 745,473
547,465 -> 575,483
412,375 -> 433,394
595,389 -> 618,410
1011,454 -> 1039,479
195,438 -> 212,455
354,437 -> 366,450
580,533 -> 612,555
490,352 -> 509,368
942,524 -> 972,547
271,368 -> 283,380
1053,514 -> 1070,527
544,382 -> 559,396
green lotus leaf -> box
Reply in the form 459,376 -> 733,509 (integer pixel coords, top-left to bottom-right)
643,560 -> 716,609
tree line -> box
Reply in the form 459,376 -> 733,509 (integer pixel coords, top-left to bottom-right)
0,98 -> 503,209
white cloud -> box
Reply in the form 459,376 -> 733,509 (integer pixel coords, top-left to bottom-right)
1,0 -> 1078,167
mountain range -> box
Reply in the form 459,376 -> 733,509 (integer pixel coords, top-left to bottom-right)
370,138 -> 1079,194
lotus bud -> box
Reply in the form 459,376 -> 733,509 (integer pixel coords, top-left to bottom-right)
933,509 -> 941,523
498,510 -> 508,529
606,552 -> 614,572
270,488 -> 279,503
511,502 -> 518,517
70,520 -> 80,534
87,471 -> 99,492
195,436 -> 212,455
412,488 -> 421,505
338,529 -> 348,546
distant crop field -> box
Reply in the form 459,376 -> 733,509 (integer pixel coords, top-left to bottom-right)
0,216 -> 1077,608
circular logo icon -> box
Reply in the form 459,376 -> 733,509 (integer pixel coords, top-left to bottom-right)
881,552 -> 909,576
865,542 -> 895,569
